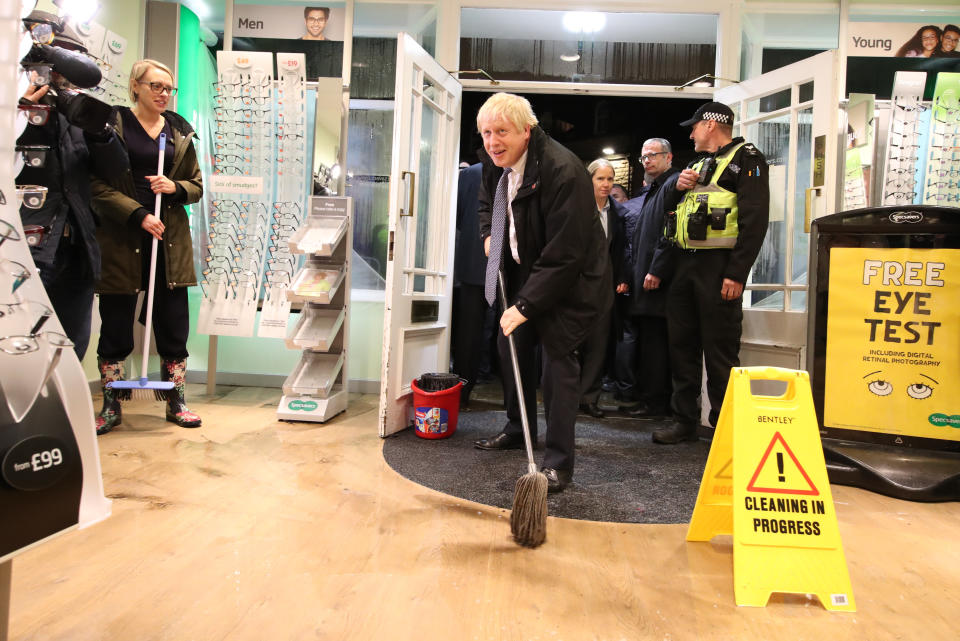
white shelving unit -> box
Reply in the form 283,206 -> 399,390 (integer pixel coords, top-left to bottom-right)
276,196 -> 351,422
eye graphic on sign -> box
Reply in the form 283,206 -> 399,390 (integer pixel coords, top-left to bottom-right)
865,377 -> 893,396
906,381 -> 935,400
864,370 -> 938,399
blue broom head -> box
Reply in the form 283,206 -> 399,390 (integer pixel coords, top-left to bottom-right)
108,377 -> 174,391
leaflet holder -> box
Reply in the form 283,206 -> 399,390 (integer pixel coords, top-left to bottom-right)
807,205 -> 960,501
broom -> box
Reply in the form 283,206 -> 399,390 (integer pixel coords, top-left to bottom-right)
107,132 -> 175,401
499,271 -> 547,548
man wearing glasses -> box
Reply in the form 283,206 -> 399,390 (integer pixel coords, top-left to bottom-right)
301,7 -> 330,41
619,138 -> 679,420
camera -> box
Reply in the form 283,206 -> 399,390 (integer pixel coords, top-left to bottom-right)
687,196 -> 709,241
697,157 -> 717,185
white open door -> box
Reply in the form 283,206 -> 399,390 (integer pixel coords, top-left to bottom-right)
378,33 -> 462,437
715,50 -> 840,368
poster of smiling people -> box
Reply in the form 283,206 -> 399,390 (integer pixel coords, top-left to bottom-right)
850,22 -> 960,58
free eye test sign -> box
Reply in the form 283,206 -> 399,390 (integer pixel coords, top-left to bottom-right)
824,247 -> 960,439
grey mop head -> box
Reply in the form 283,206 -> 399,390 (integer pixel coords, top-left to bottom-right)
510,471 -> 548,548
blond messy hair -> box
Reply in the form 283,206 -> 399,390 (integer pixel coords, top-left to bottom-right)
128,58 -> 175,104
476,92 -> 538,134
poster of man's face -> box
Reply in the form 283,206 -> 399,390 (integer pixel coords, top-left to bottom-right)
233,5 -> 345,41
303,7 -> 329,40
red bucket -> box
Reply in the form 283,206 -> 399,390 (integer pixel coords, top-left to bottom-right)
411,377 -> 462,439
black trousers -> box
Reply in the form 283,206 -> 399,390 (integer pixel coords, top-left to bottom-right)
578,304 -> 612,405
497,258 -> 580,473
451,283 -> 486,394
38,241 -> 94,360
634,314 -> 671,412
97,287 -> 190,361
666,250 -> 742,427
614,307 -> 639,401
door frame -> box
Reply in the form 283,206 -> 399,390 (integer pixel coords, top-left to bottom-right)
378,33 -> 463,437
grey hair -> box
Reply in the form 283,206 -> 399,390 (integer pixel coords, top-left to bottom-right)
586,158 -> 615,176
643,138 -> 672,153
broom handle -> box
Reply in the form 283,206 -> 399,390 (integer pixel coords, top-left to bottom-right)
140,133 -> 166,380
498,271 -> 538,475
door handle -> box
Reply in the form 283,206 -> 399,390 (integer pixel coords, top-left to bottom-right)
804,186 -> 821,234
400,170 -> 415,217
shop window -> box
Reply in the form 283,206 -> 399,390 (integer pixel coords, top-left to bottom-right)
459,9 -> 717,86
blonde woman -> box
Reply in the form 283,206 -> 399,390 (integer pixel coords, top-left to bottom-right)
90,59 -> 202,434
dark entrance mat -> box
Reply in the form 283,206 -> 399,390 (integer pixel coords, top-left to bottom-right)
382,405 -> 713,524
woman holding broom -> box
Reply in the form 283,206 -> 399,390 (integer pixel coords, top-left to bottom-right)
90,59 -> 203,434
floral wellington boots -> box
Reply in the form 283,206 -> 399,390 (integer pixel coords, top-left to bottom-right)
161,359 -> 202,427
96,358 -> 125,435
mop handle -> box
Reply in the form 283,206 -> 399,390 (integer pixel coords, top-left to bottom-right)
140,133 -> 166,381
498,271 -> 538,475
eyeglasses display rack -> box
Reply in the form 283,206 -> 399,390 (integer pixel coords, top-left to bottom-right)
881,72 -> 929,208
258,53 -> 308,338
198,51 -> 311,339
277,196 -> 351,423
198,51 -> 276,337
1,0 -> 110,575
922,72 -> 960,207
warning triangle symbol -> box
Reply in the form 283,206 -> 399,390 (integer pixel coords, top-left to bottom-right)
746,431 -> 819,496
714,458 -> 732,480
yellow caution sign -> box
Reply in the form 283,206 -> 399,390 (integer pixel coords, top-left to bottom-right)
687,367 -> 856,611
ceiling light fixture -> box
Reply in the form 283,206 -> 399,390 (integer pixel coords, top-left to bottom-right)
602,147 -> 615,155
560,54 -> 580,62
562,11 -> 606,35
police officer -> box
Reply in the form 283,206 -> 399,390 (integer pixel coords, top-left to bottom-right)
654,102 -> 769,444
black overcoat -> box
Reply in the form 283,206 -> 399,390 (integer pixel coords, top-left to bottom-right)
477,126 -> 612,358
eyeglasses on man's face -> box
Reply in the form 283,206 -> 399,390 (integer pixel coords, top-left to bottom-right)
640,151 -> 667,163
139,81 -> 177,96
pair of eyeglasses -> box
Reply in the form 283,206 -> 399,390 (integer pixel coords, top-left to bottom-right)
884,191 -> 917,202
17,185 -> 48,209
0,330 -> 71,356
16,145 -> 49,169
1,259 -> 31,295
894,98 -> 927,113
0,220 -> 21,249
138,81 -> 177,96
17,103 -> 52,126
640,151 -> 667,162
20,62 -> 52,86
927,193 -> 960,203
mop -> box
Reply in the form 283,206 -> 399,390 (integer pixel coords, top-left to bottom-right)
499,272 -> 548,548
107,132 -> 175,401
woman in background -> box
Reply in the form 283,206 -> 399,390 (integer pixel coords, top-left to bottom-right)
577,158 -> 628,419
896,25 -> 941,58
90,59 -> 203,434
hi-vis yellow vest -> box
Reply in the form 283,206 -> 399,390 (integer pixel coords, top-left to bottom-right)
673,141 -> 745,249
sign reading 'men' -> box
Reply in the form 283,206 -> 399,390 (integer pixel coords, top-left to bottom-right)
824,248 -> 960,441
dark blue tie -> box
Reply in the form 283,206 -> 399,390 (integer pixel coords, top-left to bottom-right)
484,167 -> 512,306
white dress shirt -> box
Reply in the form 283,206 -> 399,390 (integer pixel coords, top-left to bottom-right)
506,151 -> 527,264
598,201 -> 610,238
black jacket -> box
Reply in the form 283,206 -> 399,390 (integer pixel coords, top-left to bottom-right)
662,137 -> 770,284
629,168 -> 679,317
477,126 -> 612,357
16,110 -> 126,279
454,163 -> 486,286
603,195 -> 628,289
